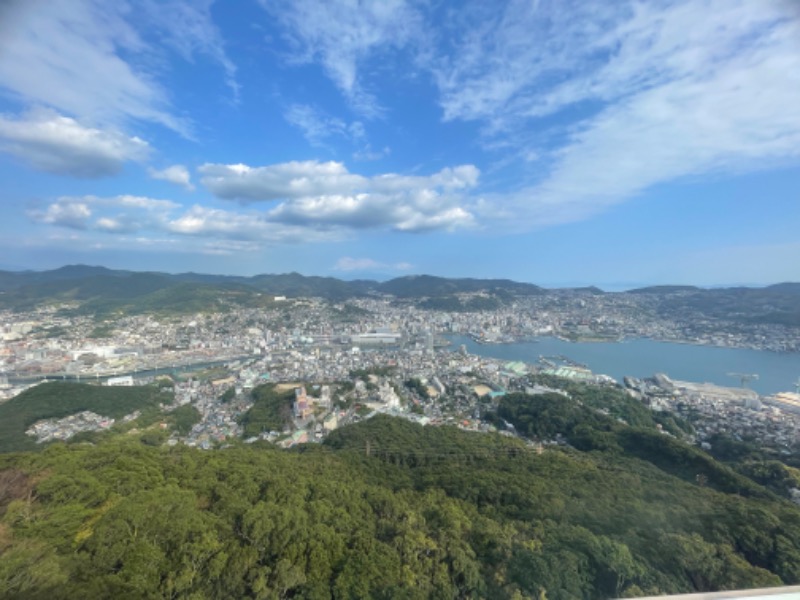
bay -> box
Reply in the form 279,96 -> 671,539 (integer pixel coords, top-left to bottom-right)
447,335 -> 800,396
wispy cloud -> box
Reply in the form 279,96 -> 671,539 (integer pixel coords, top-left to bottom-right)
334,257 -> 413,272
138,0 -> 239,102
353,145 -> 391,162
284,104 -> 349,147
262,0 -> 421,118
0,0 -> 237,135
432,0 -> 800,228
285,103 -> 390,161
0,109 -> 149,177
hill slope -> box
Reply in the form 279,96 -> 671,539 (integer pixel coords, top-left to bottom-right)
0,382 -> 167,452
1,405 -> 800,598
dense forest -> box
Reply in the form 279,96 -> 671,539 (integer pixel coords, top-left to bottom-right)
239,385 -> 296,437
2,386 -> 800,598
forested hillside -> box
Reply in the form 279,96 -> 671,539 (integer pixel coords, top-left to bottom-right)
2,403 -> 800,599
0,382 -> 169,453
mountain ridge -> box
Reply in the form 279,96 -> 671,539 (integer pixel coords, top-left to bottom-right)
1,265 -> 799,325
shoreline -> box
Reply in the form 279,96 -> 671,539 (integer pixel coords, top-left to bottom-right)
462,333 -> 796,354
447,334 -> 800,396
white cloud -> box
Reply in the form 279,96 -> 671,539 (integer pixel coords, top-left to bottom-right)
334,257 -> 413,272
138,0 -> 239,101
0,0 -> 181,133
167,205 -> 258,236
29,195 -> 178,233
29,200 -> 92,229
148,165 -> 194,190
0,109 -> 149,177
200,160 -> 478,232
262,0 -> 421,117
107,195 -> 181,212
165,205 -> 339,244
285,104 -> 388,161
429,0 -> 625,126
29,159 -> 478,247
433,0 -> 800,228
199,161 -> 366,201
284,104 -> 348,146
28,195 -> 341,247
353,145 -> 391,162
95,217 -> 129,232
0,0 -> 237,135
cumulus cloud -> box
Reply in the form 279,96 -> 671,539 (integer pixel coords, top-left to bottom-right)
29,199 -> 92,229
28,159 -> 479,253
0,109 -> 149,177
199,160 -> 478,232
148,164 -> 194,190
29,195 -> 178,233
164,205 -> 340,245
28,195 -> 341,248
199,161 -> 365,201
334,257 -> 413,272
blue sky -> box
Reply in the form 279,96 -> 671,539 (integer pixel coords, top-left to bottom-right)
0,0 -> 798,287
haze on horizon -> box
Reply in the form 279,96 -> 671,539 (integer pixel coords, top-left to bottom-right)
0,0 -> 798,287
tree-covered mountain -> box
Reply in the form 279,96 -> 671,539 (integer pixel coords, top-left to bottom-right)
0,273 -> 275,316
377,274 -> 546,298
654,286 -> 800,326
2,388 -> 800,598
247,272 -> 375,300
1,266 -> 799,324
0,266 -> 547,303
627,285 -> 701,294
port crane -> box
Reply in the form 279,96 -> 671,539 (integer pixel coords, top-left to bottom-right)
727,372 -> 759,389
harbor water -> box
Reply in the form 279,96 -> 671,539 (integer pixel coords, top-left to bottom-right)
447,335 -> 800,396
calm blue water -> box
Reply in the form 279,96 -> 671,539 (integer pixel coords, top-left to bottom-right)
447,336 -> 800,396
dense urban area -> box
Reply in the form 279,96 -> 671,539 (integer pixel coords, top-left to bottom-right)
2,291 -> 799,459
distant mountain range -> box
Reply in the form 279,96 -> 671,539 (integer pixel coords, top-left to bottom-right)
0,265 -> 798,324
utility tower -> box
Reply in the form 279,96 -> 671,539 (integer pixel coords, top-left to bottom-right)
727,372 -> 759,389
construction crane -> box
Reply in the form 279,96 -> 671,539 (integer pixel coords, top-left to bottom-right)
727,372 -> 759,389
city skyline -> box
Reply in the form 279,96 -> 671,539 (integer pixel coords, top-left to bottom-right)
1,0 -> 799,286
